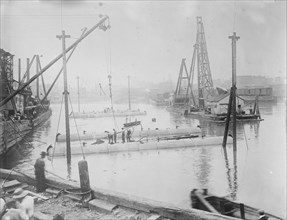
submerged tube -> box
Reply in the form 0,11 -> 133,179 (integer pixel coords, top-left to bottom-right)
49,136 -> 232,157
71,110 -> 147,118
56,127 -> 202,142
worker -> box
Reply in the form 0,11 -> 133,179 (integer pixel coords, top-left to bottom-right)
121,128 -> 125,143
0,188 -> 6,219
4,188 -> 34,220
113,129 -> 117,143
258,210 -> 269,220
34,151 -> 47,193
126,129 -> 131,142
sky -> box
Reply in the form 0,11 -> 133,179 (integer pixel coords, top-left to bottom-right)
0,0 -> 286,89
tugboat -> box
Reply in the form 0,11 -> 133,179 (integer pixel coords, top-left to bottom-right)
0,49 -> 52,155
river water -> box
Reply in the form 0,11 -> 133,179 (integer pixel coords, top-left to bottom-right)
1,99 -> 286,218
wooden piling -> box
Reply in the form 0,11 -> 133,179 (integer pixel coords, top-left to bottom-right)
78,160 -> 90,193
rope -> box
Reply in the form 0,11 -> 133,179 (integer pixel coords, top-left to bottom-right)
51,94 -> 64,165
68,95 -> 86,160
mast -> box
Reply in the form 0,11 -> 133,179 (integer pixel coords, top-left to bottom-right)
128,75 -> 131,110
57,30 -> 72,167
223,32 -> 240,150
77,76 -> 80,112
18,59 -> 21,87
229,32 -> 240,152
36,57 -> 40,99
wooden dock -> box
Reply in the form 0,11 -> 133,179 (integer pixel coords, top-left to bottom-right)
0,168 -> 239,220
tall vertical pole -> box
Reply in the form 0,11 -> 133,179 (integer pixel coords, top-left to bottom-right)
26,58 -> 30,81
36,56 -> 40,99
77,76 -> 80,112
18,59 -> 21,86
128,75 -> 131,110
57,30 -> 71,167
229,32 -> 240,152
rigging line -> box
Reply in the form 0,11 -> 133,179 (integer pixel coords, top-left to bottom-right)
108,23 -> 112,75
51,94 -> 64,166
68,94 -> 86,160
104,29 -> 110,76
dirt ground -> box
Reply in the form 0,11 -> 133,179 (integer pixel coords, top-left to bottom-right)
34,190 -> 153,220
35,196 -> 151,220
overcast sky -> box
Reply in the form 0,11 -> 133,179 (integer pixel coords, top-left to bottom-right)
1,0 -> 286,88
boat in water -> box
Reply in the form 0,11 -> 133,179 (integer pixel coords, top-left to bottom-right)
190,189 -> 283,220
0,49 -> 52,155
70,75 -> 147,119
70,108 -> 146,119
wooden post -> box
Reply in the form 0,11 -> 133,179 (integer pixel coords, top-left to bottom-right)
239,203 -> 245,219
228,32 -> 240,152
57,30 -> 71,168
36,56 -> 40,99
26,58 -> 30,81
18,59 -> 21,86
222,86 -> 233,148
78,160 -> 91,193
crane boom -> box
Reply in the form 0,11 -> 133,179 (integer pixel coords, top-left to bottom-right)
0,15 -> 109,108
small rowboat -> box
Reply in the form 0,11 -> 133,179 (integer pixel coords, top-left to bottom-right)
190,189 -> 283,220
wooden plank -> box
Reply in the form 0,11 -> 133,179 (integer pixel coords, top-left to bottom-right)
147,214 -> 161,220
5,183 -> 29,193
46,188 -> 61,195
26,190 -> 49,200
2,180 -> 21,189
88,199 -> 117,214
194,191 -> 220,214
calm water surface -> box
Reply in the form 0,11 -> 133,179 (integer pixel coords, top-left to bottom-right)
2,100 -> 286,218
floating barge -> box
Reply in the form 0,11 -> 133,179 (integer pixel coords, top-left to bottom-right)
185,111 -> 263,123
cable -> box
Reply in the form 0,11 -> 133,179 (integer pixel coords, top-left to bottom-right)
68,95 -> 86,160
51,94 -> 64,165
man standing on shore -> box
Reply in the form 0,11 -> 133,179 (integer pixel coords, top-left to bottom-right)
34,151 -> 47,193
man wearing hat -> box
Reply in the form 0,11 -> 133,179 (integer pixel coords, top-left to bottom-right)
2,188 -> 34,220
258,210 -> 269,220
34,151 -> 47,193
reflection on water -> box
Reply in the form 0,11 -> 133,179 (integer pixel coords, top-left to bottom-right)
1,101 -> 286,218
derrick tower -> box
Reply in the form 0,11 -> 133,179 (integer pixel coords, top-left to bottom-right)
0,49 -> 15,110
174,16 -> 215,109
196,16 -> 214,108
